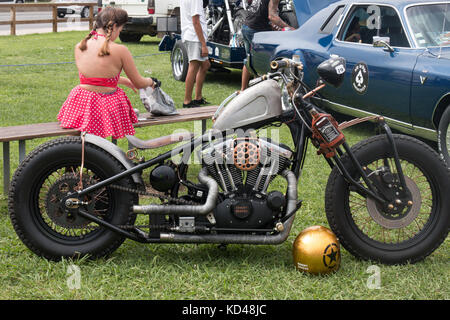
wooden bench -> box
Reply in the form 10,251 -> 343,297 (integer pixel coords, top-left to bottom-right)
0,105 -> 218,195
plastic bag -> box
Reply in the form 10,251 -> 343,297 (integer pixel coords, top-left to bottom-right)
139,86 -> 178,116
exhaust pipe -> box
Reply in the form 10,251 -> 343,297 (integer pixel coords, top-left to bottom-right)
133,167 -> 219,216
159,169 -> 298,245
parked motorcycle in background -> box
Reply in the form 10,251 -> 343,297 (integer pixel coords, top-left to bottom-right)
205,0 -> 298,46
205,0 -> 250,46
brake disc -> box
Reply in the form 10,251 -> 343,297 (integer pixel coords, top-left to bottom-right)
366,176 -> 422,229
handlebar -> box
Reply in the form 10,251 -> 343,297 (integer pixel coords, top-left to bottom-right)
248,58 -> 303,87
270,58 -> 303,72
248,74 -> 270,87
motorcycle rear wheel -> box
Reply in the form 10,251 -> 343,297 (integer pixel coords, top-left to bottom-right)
8,136 -> 137,261
325,134 -> 449,264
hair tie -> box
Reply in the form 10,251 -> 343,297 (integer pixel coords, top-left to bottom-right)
89,30 -> 106,40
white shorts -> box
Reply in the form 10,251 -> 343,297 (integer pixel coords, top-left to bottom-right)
184,40 -> 208,62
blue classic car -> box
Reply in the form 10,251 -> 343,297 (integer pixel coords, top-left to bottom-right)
247,0 -> 450,164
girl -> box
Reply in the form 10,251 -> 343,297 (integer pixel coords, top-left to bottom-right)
57,7 -> 155,139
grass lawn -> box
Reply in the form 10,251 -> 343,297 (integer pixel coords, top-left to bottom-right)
0,31 -> 448,300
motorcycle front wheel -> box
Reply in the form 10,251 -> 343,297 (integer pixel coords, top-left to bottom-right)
8,136 -> 137,261
325,134 -> 449,264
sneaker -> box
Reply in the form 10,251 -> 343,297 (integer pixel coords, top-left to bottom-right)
182,101 -> 201,108
192,97 -> 209,105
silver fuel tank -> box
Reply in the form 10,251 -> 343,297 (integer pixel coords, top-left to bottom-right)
212,79 -> 282,131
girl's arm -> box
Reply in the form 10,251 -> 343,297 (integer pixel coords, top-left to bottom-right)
118,76 -> 137,93
117,45 -> 155,89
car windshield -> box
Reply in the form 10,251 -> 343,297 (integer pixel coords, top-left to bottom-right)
406,3 -> 450,47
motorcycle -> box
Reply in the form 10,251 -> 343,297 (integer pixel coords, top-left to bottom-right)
205,0 -> 297,46
206,0 -> 249,46
8,56 -> 450,264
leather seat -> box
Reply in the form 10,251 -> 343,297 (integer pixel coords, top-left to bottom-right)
125,131 -> 193,149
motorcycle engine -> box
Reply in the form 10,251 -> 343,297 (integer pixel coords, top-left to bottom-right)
199,137 -> 292,229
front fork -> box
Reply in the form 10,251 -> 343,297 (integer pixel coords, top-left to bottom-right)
325,117 -> 413,212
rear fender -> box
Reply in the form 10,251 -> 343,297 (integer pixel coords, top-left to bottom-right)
84,134 -> 144,187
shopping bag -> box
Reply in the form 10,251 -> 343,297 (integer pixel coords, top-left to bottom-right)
139,85 -> 178,116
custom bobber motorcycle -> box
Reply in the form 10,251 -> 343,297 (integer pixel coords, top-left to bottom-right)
8,56 -> 450,264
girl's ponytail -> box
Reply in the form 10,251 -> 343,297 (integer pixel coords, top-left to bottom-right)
98,21 -> 114,56
79,31 -> 94,51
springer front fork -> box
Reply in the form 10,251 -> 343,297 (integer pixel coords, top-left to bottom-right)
320,116 -> 413,213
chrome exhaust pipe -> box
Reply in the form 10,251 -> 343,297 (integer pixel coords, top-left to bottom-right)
133,167 -> 219,216
159,170 -> 298,245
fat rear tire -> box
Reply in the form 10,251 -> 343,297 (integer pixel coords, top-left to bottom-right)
8,136 -> 137,261
325,134 -> 450,264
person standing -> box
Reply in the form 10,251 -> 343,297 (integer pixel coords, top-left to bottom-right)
180,0 -> 211,108
240,0 -> 294,92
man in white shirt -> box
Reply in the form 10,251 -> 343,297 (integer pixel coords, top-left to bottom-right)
180,0 -> 210,108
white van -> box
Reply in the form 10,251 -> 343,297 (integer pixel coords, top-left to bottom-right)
102,0 -> 180,42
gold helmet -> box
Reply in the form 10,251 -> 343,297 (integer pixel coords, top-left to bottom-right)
293,225 -> 341,275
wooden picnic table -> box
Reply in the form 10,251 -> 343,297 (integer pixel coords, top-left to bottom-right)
0,105 -> 218,195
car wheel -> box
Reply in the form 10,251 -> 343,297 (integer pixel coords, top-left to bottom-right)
119,33 -> 143,43
81,7 -> 90,18
58,12 -> 66,18
15,0 -> 24,3
438,106 -> 450,167
171,40 -> 189,82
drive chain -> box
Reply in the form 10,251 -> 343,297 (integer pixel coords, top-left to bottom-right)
78,184 -> 199,231
107,183 -> 198,206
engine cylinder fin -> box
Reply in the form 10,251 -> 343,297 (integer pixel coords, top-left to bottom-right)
202,137 -> 292,193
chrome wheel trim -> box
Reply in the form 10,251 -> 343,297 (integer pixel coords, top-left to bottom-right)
172,47 -> 184,78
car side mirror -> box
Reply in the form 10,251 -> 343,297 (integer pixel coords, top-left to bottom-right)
317,55 -> 346,88
373,36 -> 394,52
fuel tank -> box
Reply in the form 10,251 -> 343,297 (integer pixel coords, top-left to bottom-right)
212,79 -> 282,131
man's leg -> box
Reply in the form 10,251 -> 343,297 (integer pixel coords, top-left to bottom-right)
240,25 -> 255,92
240,65 -> 251,92
194,59 -> 210,101
184,60 -> 201,105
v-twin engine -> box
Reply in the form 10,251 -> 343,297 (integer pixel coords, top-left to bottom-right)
199,137 -> 293,194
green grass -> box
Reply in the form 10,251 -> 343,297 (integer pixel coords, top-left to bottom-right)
0,31 -> 448,300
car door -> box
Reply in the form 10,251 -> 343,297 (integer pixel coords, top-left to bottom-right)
324,4 -> 421,126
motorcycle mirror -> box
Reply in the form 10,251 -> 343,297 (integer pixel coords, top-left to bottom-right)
316,55 -> 346,88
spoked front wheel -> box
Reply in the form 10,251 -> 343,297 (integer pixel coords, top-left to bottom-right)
8,137 -> 137,261
325,134 -> 450,264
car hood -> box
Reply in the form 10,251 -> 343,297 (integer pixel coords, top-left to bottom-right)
293,0 -> 340,28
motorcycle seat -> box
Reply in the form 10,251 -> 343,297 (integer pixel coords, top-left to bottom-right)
125,132 -> 193,150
